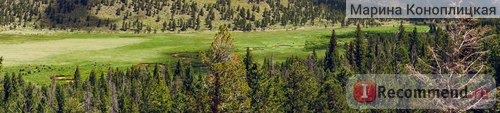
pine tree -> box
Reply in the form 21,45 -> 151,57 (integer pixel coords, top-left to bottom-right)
37,86 -> 50,113
409,27 -> 418,66
55,85 -> 65,113
108,70 -> 119,113
89,71 -> 97,87
172,60 -> 187,112
394,23 -> 409,74
244,47 -> 260,111
83,80 -> 93,113
21,84 -> 35,112
354,24 -> 365,73
183,65 -> 193,92
324,29 -> 337,71
282,57 -> 320,112
174,60 -> 183,84
201,25 -> 250,112
98,73 -> 109,113
3,74 -> 11,102
73,67 -> 81,89
142,68 -> 172,112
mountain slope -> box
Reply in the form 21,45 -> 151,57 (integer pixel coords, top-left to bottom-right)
0,0 -> 344,32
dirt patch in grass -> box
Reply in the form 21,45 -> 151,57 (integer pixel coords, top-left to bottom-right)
170,52 -> 197,60
0,38 -> 147,66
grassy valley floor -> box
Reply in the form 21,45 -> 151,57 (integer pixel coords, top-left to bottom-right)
0,25 -> 429,84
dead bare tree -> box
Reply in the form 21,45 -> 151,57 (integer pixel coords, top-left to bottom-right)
83,81 -> 93,113
49,76 -> 56,111
108,69 -> 119,113
406,19 -> 495,112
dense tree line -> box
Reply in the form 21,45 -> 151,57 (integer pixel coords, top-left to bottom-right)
0,26 -> 349,112
0,0 -> 344,33
1,22 -> 499,112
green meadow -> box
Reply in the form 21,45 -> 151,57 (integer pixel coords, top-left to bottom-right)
0,25 -> 429,84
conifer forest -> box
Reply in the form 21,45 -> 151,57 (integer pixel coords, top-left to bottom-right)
0,0 -> 499,113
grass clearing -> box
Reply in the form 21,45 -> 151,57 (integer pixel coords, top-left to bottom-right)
0,25 -> 429,84
0,38 -> 147,66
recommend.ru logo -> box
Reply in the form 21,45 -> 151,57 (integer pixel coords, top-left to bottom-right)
347,74 -> 496,109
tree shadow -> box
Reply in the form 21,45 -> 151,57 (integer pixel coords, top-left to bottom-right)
313,0 -> 346,11
41,0 -> 116,30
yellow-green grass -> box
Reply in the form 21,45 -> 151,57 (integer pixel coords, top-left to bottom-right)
0,25 -> 429,85
0,38 -> 147,66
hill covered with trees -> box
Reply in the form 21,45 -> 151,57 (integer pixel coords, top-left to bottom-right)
0,0 -> 345,33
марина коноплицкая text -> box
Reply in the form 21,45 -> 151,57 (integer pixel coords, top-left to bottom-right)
346,0 -> 500,18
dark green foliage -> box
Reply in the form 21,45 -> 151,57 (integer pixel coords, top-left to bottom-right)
354,24 -> 366,73
324,29 -> 338,71
409,27 -> 419,66
486,34 -> 500,85
393,23 -> 410,74
73,67 -> 80,89
2,74 -> 11,102
0,56 -> 3,70
55,85 -> 64,113
244,47 -> 260,111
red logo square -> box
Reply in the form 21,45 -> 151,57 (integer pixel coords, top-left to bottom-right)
353,80 -> 377,103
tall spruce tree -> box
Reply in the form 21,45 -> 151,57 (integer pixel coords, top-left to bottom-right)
354,24 -> 365,73
394,23 -> 409,74
244,47 -> 260,111
409,27 -> 418,66
73,67 -> 81,89
324,29 -> 337,71
55,85 -> 64,113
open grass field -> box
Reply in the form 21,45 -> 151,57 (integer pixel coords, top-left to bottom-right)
0,25 -> 429,85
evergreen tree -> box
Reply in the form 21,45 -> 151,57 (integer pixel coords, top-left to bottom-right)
2,74 -> 9,101
282,57 -> 320,112
354,24 -> 365,73
316,71 -> 351,112
244,47 -> 260,111
183,65 -> 193,93
409,27 -> 418,66
394,23 -> 409,74
141,69 -> 172,112
23,84 -> 36,113
37,86 -> 51,113
83,80 -> 93,113
55,85 -> 64,113
324,29 -> 337,71
73,67 -> 81,89
201,25 -> 250,112
98,73 -> 109,113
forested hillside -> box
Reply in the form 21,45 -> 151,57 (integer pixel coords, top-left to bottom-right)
0,0 -> 499,112
0,0 -> 344,32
